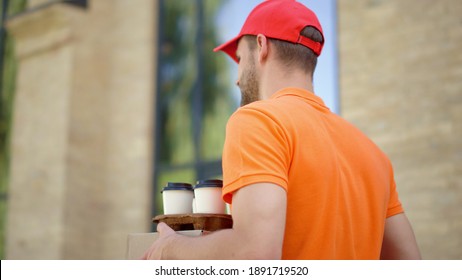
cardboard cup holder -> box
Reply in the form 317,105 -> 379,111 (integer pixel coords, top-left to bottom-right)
153,213 -> 233,232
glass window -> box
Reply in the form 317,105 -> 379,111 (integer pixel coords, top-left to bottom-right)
154,0 -> 235,216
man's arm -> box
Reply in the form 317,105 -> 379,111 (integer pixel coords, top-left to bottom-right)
380,213 -> 421,259
142,182 -> 287,259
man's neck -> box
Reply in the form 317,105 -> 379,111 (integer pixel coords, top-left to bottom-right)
259,61 -> 314,100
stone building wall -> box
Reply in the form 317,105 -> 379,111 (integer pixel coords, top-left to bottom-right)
6,0 -> 156,259
338,0 -> 462,259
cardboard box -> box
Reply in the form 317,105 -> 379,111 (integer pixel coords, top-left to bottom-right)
126,230 -> 203,259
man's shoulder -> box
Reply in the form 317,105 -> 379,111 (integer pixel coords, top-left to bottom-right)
226,101 -> 289,134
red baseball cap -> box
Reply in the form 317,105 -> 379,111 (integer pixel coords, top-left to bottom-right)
214,0 -> 324,63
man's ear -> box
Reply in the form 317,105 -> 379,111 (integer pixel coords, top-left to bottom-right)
256,34 -> 268,63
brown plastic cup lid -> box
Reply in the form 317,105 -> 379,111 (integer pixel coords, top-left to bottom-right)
161,182 -> 193,192
194,179 -> 223,189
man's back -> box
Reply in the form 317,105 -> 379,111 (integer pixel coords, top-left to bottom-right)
223,87 -> 403,259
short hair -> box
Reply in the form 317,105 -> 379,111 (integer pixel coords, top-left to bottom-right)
243,26 -> 324,76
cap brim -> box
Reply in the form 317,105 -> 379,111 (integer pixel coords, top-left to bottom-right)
213,35 -> 241,63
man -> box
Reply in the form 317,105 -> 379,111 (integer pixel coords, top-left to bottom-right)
143,0 -> 421,259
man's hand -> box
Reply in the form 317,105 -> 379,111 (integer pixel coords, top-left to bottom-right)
141,222 -> 176,260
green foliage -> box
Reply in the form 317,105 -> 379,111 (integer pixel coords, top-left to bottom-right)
158,0 -> 234,166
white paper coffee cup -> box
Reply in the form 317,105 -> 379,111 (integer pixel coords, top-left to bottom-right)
193,179 -> 226,214
162,182 -> 194,215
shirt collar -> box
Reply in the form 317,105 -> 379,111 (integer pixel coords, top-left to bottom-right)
270,87 -> 329,110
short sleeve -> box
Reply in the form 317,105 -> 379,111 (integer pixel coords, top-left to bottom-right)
386,164 -> 404,217
222,107 -> 290,204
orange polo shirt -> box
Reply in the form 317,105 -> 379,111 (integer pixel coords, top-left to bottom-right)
222,88 -> 403,259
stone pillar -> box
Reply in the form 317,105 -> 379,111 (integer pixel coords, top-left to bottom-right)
6,0 -> 157,259
6,3 -> 83,260
63,0 -> 156,260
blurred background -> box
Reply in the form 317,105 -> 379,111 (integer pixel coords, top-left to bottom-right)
0,0 -> 460,259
